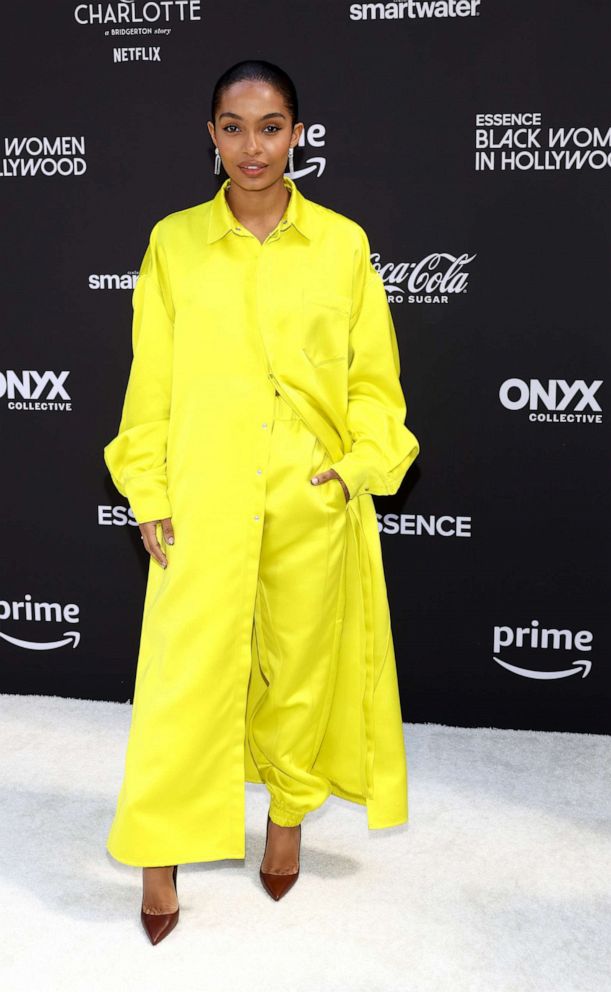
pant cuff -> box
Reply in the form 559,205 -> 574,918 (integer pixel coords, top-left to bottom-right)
269,798 -> 305,827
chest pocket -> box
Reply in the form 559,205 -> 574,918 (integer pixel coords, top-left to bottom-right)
301,289 -> 352,367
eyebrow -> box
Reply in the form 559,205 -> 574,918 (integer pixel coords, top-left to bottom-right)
218,111 -> 287,121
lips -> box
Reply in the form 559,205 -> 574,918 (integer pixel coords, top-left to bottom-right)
238,162 -> 267,174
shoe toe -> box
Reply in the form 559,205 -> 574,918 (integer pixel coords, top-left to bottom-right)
141,865 -> 179,944
259,867 -> 300,901
259,815 -> 301,900
141,908 -> 179,945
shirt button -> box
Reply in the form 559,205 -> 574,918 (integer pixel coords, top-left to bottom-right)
262,422 -> 268,428
254,514 -> 260,521
256,468 -> 262,475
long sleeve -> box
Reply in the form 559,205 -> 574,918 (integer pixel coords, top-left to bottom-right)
329,226 -> 420,500
103,221 -> 174,524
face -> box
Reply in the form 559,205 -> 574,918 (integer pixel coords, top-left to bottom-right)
207,80 -> 303,190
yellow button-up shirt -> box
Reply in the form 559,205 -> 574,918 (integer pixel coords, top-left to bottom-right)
104,174 -> 419,524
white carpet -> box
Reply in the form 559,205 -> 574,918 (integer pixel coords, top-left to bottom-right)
0,693 -> 608,992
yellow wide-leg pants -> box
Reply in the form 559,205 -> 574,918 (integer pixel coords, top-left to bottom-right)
246,389 -> 349,827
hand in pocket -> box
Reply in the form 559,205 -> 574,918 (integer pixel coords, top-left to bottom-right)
310,469 -> 350,503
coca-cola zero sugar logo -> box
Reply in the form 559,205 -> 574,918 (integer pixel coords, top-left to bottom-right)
372,251 -> 475,304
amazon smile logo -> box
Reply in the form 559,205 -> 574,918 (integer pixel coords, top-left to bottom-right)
287,157 -> 325,181
286,123 -> 327,181
493,621 -> 593,681
0,593 -> 80,652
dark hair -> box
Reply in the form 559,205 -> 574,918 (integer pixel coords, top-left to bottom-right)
210,60 -> 299,127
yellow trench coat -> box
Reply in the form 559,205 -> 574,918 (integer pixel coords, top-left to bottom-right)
103,175 -> 420,866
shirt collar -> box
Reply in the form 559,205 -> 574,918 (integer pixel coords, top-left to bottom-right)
206,174 -> 313,244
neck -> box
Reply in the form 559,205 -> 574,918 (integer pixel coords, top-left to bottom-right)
225,176 -> 291,227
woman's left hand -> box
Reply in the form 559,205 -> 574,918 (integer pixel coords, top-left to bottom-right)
311,469 -> 350,503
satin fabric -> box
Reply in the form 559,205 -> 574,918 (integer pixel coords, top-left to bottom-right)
246,389 -> 348,827
104,175 -> 420,865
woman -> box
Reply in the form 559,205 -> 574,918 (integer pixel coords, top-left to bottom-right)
104,59 -> 420,944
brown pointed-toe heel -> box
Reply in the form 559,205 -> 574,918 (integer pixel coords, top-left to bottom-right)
259,812 -> 301,901
141,864 -> 179,945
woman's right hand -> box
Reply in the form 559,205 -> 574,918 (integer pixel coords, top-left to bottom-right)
138,517 -> 175,569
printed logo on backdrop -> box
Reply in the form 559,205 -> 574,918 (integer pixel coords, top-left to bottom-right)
349,1 -> 482,21
499,378 -> 603,424
0,371 -> 72,412
493,622 -> 592,680
288,124 -> 327,181
89,271 -> 139,290
475,113 -> 611,172
0,137 -> 86,178
372,251 -> 475,304
98,504 -> 140,526
0,594 -> 80,652
73,1 -> 202,63
378,513 -> 472,537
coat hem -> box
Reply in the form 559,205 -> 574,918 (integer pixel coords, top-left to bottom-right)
106,842 -> 246,868
328,780 -> 408,830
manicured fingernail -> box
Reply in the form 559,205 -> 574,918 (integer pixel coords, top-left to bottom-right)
167,537 -> 174,545
311,477 -> 318,484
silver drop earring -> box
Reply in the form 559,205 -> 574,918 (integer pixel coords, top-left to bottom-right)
214,147 -> 221,175
288,146 -> 294,173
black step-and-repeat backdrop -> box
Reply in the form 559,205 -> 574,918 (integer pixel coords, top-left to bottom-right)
1,2 -> 609,734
